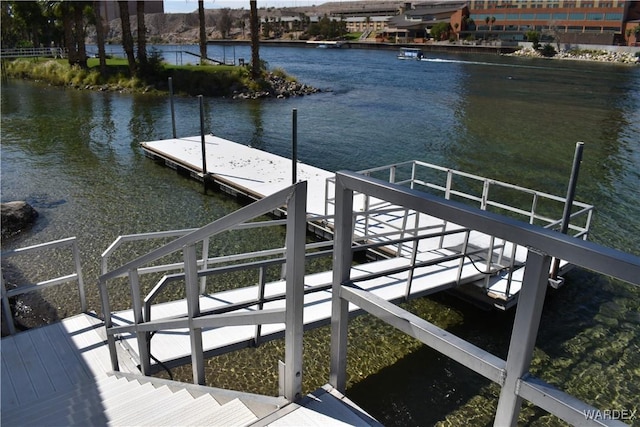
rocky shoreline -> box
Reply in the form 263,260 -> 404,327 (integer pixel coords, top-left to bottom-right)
232,71 -> 321,100
509,47 -> 640,64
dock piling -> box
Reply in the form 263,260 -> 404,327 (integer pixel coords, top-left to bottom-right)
199,95 -> 207,176
169,77 -> 176,139
551,141 -> 584,281
292,109 -> 298,184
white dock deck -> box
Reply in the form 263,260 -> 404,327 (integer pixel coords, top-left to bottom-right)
141,135 -> 334,217
111,253 -> 488,369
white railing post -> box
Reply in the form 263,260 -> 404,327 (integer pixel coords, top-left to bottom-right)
330,175 -> 354,393
129,269 -> 151,375
494,248 -> 552,426
283,181 -> 307,402
1,275 -> 16,335
71,239 -> 86,312
199,237 -> 209,294
184,243 -> 205,385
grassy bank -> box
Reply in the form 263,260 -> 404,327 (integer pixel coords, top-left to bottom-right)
2,57 -> 267,97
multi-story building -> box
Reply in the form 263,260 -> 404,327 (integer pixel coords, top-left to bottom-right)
305,0 -> 640,46
466,0 -> 640,45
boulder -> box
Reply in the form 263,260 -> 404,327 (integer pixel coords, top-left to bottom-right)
1,201 -> 38,236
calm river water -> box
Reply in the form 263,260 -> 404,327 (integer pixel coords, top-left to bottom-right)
2,45 -> 639,426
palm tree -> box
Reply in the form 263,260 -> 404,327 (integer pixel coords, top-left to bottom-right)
136,1 -> 147,67
60,2 -> 77,64
250,0 -> 260,80
93,1 -> 107,77
118,0 -> 136,75
198,0 -> 206,65
73,2 -> 88,68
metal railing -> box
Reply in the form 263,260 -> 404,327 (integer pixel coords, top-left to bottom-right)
324,159 -> 594,298
326,160 -> 593,236
1,47 -> 67,59
98,182 -> 308,402
329,171 -> 639,427
1,237 -> 86,335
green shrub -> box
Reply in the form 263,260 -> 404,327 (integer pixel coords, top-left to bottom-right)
541,43 -> 557,57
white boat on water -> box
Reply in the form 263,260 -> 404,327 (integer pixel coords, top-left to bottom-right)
397,47 -> 423,60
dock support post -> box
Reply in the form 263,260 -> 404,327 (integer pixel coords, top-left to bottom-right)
494,249 -> 551,426
185,243 -> 205,385
283,181 -> 307,402
292,109 -> 298,184
330,175 -> 354,393
199,95 -> 207,176
169,77 -> 176,139
551,141 -> 584,281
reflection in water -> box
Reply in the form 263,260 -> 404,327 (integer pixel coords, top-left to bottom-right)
248,100 -> 265,149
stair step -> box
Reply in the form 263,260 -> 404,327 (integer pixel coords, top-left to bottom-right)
107,387 -> 191,424
137,394 -> 221,426
188,398 -> 258,426
0,375 -> 130,425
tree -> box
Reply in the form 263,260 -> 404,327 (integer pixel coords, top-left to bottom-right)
72,2 -> 87,68
430,21 -> 450,41
136,1 -> 147,67
119,0 -> 136,75
93,1 -> 107,77
198,0 -> 206,64
526,30 -> 540,50
217,8 -> 233,39
250,0 -> 260,79
61,2 -> 77,63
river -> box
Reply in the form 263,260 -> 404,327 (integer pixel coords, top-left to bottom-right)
1,45 -> 639,426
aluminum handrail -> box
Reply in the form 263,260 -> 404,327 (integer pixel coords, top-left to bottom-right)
334,160 -> 594,235
1,237 -> 86,335
99,182 -> 307,401
329,171 -> 639,426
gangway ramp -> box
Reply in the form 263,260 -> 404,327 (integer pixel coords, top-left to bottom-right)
110,253 -> 489,372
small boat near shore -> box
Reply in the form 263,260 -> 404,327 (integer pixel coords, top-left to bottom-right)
397,47 -> 424,60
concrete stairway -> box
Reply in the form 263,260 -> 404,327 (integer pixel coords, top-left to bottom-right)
1,373 -> 280,426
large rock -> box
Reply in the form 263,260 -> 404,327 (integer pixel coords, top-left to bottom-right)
1,201 -> 38,236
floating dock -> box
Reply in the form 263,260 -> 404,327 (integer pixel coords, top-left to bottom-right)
141,135 -> 333,217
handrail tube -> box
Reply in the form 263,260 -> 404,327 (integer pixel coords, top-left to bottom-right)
101,220 -> 288,274
1,236 -> 86,335
361,159 -> 592,209
192,308 -> 286,329
516,376 -> 628,427
1,236 -> 78,257
352,227 -> 473,253
341,284 -> 507,384
354,218 -> 451,241
336,171 -> 640,285
350,247 -> 497,284
100,184 -> 298,283
117,308 -> 287,334
143,249 -> 336,323
5,274 -> 78,297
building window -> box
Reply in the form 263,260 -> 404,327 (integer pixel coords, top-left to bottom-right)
604,12 -> 623,20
